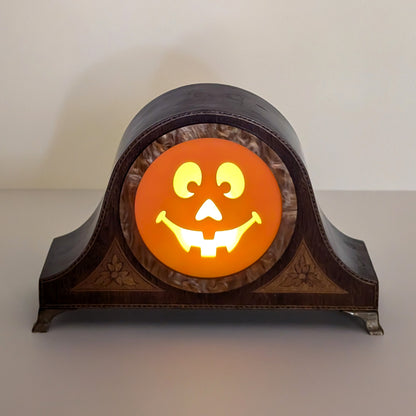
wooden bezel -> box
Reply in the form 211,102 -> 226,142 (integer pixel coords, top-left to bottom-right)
120,123 -> 297,293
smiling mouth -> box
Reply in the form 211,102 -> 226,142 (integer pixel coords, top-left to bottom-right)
156,211 -> 262,257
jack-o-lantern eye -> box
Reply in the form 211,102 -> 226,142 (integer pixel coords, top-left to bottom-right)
173,161 -> 202,198
216,162 -> 245,199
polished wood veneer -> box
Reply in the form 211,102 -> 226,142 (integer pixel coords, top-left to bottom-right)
33,83 -> 383,334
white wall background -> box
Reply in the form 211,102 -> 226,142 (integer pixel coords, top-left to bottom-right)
1,0 -> 415,190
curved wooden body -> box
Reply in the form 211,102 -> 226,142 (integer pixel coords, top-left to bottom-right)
33,84 -> 382,334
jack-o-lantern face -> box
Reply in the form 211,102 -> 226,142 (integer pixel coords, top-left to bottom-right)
135,138 -> 282,277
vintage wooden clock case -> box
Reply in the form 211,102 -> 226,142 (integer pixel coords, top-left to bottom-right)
33,83 -> 383,334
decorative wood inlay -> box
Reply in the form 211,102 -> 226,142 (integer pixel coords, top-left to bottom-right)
255,240 -> 347,294
72,240 -> 163,292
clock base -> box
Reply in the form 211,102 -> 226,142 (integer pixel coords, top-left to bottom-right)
32,307 -> 383,334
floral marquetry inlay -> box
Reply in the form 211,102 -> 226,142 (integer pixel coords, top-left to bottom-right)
72,240 -> 163,292
255,240 -> 347,294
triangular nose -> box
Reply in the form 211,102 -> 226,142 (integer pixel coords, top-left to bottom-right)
195,199 -> 222,221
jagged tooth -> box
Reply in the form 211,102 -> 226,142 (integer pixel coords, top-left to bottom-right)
200,244 -> 216,257
223,230 -> 238,252
178,230 -> 193,252
226,243 -> 237,253
181,241 -> 191,252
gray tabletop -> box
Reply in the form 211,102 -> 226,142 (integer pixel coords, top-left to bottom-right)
0,190 -> 414,416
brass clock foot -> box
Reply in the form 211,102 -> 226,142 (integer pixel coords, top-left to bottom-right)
32,309 -> 67,333
343,311 -> 384,335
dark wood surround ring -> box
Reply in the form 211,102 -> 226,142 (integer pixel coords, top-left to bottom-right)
120,124 -> 297,293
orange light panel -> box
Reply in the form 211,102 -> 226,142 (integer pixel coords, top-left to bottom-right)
135,138 -> 282,277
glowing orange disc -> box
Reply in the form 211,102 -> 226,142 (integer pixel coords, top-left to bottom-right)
135,138 -> 282,277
